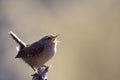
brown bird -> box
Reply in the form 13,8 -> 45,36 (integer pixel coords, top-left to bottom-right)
9,31 -> 58,71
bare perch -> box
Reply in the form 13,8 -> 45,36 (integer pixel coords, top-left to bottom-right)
32,66 -> 49,80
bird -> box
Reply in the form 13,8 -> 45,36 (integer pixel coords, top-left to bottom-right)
9,31 -> 59,72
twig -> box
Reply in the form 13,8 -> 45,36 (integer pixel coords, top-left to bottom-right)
32,66 -> 49,80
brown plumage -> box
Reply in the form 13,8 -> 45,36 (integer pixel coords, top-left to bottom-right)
9,31 -> 58,71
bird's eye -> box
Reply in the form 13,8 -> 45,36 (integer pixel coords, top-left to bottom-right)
45,37 -> 51,40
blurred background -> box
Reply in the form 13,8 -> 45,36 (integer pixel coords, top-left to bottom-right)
0,0 -> 120,80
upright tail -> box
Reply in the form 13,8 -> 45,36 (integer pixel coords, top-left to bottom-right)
9,31 -> 26,50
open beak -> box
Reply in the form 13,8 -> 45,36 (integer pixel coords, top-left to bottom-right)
51,34 -> 59,43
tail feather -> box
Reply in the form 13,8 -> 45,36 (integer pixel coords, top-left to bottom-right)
9,31 -> 26,50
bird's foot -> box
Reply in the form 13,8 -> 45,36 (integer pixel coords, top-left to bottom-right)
32,65 -> 49,80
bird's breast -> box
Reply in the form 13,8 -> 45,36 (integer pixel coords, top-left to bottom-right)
22,46 -> 56,69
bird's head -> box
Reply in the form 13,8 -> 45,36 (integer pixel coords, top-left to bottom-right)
39,34 -> 59,47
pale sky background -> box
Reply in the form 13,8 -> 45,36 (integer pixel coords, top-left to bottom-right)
0,0 -> 120,80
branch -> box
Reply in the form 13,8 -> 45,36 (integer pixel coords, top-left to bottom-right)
32,66 -> 49,80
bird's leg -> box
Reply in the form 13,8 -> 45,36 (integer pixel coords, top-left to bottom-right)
30,65 -> 38,73
42,64 -> 47,68
37,65 -> 48,73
